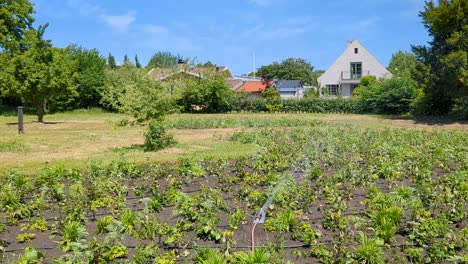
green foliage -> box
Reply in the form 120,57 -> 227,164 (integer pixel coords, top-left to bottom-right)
146,51 -> 182,69
144,120 -> 176,151
228,208 -> 245,230
412,0 -> 468,115
388,51 -> 418,80
303,87 -> 320,98
356,232 -> 384,264
354,76 -> 417,114
281,97 -> 362,113
96,216 -> 115,234
17,233 -> 36,243
135,54 -> 142,68
234,248 -> 270,264
102,63 -> 175,122
292,221 -> 322,245
263,87 -> 282,112
257,57 -> 315,85
196,248 -> 227,264
450,96 -> 468,118
177,75 -> 234,113
107,52 -> 116,69
0,24 -> 77,122
0,0 -> 35,52
65,45 -> 106,109
17,247 -> 44,264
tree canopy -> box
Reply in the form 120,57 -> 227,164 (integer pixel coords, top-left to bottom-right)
146,51 -> 182,69
66,45 -> 106,109
0,24 -> 76,122
388,51 -> 418,80
0,0 -> 35,52
256,57 -> 315,85
412,0 -> 467,115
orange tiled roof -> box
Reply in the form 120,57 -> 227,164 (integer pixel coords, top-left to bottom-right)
236,81 -> 274,93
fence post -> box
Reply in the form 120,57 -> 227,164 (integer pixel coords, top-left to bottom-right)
18,106 -> 24,134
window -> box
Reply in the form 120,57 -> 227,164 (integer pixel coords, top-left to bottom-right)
354,48 -> 358,54
350,62 -> 362,79
326,85 -> 339,96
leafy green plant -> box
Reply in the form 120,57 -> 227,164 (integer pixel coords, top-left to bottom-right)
144,119 -> 176,151
356,232 -> 384,264
96,216 -> 115,234
292,221 -> 322,245
404,248 -> 423,263
196,247 -> 227,264
17,233 -> 36,243
228,208 -> 245,230
234,248 -> 270,264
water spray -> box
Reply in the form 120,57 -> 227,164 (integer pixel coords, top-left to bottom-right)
251,176 -> 288,252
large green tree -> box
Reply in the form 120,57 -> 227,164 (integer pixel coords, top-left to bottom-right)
102,62 -> 176,150
0,24 -> 76,122
388,51 -> 418,80
0,0 -> 35,52
412,0 -> 467,115
66,45 -> 106,109
146,51 -> 182,69
177,75 -> 233,113
256,57 -> 315,85
107,52 -> 116,69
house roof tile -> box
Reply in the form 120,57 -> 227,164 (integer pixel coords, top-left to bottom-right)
236,81 -> 268,93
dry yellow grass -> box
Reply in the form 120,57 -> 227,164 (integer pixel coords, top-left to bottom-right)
0,110 -> 466,175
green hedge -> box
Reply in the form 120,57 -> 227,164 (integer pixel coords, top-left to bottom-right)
231,97 -> 363,114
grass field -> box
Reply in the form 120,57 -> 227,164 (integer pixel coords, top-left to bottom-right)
0,109 -> 466,174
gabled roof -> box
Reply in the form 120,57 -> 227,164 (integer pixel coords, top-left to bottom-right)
226,78 -> 244,91
148,65 -> 232,80
275,80 -> 302,91
236,81 -> 268,93
317,40 -> 392,86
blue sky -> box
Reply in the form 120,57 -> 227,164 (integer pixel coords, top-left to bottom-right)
31,0 -> 429,75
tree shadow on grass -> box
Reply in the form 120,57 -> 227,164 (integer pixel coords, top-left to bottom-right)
6,121 -> 62,125
384,115 -> 467,126
112,144 -> 146,153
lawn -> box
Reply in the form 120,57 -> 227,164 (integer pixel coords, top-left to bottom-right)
1,110 -> 466,175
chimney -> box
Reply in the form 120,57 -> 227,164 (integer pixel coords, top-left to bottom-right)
177,59 -> 186,71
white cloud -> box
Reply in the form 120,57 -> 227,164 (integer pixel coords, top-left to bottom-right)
101,12 -> 136,32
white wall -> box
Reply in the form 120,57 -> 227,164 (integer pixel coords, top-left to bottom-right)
318,40 -> 392,89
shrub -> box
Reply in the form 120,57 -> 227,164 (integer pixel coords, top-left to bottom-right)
355,76 -> 417,114
263,87 -> 282,112
450,96 -> 468,119
144,120 -> 176,151
282,97 -> 363,113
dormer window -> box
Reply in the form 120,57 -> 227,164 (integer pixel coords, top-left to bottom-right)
354,48 -> 358,54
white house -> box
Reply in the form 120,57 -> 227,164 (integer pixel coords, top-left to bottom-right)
318,40 -> 392,97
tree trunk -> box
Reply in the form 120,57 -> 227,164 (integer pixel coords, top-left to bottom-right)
37,106 -> 44,123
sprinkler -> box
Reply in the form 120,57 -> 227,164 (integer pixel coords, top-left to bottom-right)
251,208 -> 265,252
251,179 -> 285,252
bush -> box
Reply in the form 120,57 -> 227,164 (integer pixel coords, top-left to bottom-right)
282,97 -> 363,113
144,120 -> 176,151
355,76 -> 416,115
263,87 -> 282,112
450,96 -> 468,119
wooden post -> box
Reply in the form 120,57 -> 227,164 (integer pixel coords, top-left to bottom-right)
18,106 -> 24,134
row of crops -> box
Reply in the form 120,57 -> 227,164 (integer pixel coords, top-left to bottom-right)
0,122 -> 467,263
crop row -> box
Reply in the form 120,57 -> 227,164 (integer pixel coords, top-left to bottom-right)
0,123 -> 467,263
